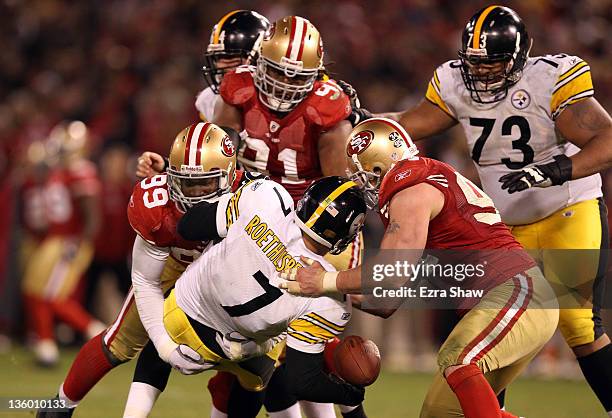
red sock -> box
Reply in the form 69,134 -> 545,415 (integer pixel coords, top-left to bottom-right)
207,371 -> 235,413
51,299 -> 93,333
501,412 -> 518,418
24,294 -> 54,340
446,364 -> 502,418
62,332 -> 115,402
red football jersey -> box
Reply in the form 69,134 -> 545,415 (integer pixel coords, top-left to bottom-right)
127,171 -> 245,266
19,175 -> 49,238
45,161 -> 101,237
220,66 -> 351,203
378,157 -> 534,287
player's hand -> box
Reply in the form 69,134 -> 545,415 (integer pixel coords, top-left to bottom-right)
499,155 -> 572,194
337,79 -> 372,127
167,344 -> 215,375
136,152 -> 166,178
217,331 -> 280,361
280,256 -> 337,296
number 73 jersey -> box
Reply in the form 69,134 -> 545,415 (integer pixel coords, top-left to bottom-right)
426,54 -> 602,225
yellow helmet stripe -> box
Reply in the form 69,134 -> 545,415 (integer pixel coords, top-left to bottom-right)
473,5 -> 500,49
304,181 -> 358,228
212,10 -> 243,44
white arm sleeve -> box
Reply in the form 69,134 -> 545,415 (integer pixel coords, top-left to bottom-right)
131,235 -> 176,359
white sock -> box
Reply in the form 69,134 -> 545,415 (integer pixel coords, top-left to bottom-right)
58,384 -> 79,409
210,405 -> 228,418
268,402 -> 301,418
122,382 -> 161,418
300,401 -> 336,418
338,404 -> 358,413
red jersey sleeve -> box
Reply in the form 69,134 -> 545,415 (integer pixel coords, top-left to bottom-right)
378,158 -> 432,210
304,79 -> 351,129
219,66 -> 257,107
67,161 -> 101,198
127,177 -> 170,246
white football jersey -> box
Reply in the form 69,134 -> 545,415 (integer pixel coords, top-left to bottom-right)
426,54 -> 602,225
195,87 -> 218,121
175,179 -> 351,354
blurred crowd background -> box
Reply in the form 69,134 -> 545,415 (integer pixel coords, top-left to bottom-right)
1,0 -> 611,375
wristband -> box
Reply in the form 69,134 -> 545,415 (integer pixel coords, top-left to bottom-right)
156,334 -> 178,362
322,271 -> 339,293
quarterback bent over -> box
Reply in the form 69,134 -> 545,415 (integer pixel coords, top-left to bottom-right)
285,119 -> 559,418
162,176 -> 369,417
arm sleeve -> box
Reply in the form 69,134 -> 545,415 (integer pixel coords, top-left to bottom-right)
177,201 -> 220,241
285,346 -> 364,406
131,235 -> 174,354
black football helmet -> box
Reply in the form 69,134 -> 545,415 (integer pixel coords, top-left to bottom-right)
203,10 -> 270,93
295,177 -> 367,255
458,6 -> 532,103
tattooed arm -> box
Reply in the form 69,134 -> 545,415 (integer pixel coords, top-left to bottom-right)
555,97 -> 612,179
335,183 -> 444,294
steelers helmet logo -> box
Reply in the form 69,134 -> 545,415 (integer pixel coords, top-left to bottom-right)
221,134 -> 236,157
511,89 -> 531,110
347,130 -> 374,156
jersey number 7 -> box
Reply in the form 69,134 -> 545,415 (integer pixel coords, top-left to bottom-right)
221,271 -> 283,317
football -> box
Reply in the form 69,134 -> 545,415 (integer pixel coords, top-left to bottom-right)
333,335 -> 381,386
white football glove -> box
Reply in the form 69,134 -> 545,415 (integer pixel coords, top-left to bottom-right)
217,331 -> 284,362
157,336 -> 215,375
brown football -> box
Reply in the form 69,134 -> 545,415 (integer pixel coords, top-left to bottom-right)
333,335 -> 381,386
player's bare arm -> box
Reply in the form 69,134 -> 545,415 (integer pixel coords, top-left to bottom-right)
318,120 -> 352,176
380,99 -> 457,140
555,97 -> 612,178
212,97 -> 243,132
284,183 -> 443,296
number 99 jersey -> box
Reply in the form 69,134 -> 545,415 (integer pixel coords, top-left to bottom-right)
426,54 -> 602,225
127,174 -> 210,266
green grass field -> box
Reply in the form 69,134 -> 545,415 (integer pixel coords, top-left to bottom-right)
0,347 -> 605,417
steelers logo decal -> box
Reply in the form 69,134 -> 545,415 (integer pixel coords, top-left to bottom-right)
511,89 -> 531,110
221,134 -> 236,157
347,130 -> 374,156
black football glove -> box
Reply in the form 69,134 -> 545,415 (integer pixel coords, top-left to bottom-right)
337,79 -> 372,127
499,154 -> 572,194
328,373 -> 366,406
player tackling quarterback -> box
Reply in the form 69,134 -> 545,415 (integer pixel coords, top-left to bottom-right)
283,117 -> 559,418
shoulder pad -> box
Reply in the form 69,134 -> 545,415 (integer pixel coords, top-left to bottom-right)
378,158 -> 430,209
541,54 -> 594,119
219,66 -> 257,106
304,79 -> 351,129
127,176 -> 168,244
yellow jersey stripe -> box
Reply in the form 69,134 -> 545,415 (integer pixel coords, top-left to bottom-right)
289,327 -> 324,342
433,70 -> 441,88
557,60 -> 587,84
473,5 -> 500,49
212,10 -> 243,44
553,65 -> 591,93
300,316 -> 341,336
551,89 -> 594,119
289,332 -> 318,344
307,313 -> 344,332
550,70 -> 593,115
304,181 -> 357,228
425,82 -> 454,118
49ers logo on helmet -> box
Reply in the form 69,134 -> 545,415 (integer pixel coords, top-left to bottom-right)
221,134 -> 236,157
347,130 -> 374,156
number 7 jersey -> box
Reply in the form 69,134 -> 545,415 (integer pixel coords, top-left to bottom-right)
426,54 -> 602,225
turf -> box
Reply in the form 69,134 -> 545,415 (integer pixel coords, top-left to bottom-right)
0,347 -> 605,417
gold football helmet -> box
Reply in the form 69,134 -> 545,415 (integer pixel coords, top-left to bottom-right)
346,118 -> 419,209
254,16 -> 323,112
168,122 -> 237,210
45,120 -> 89,165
